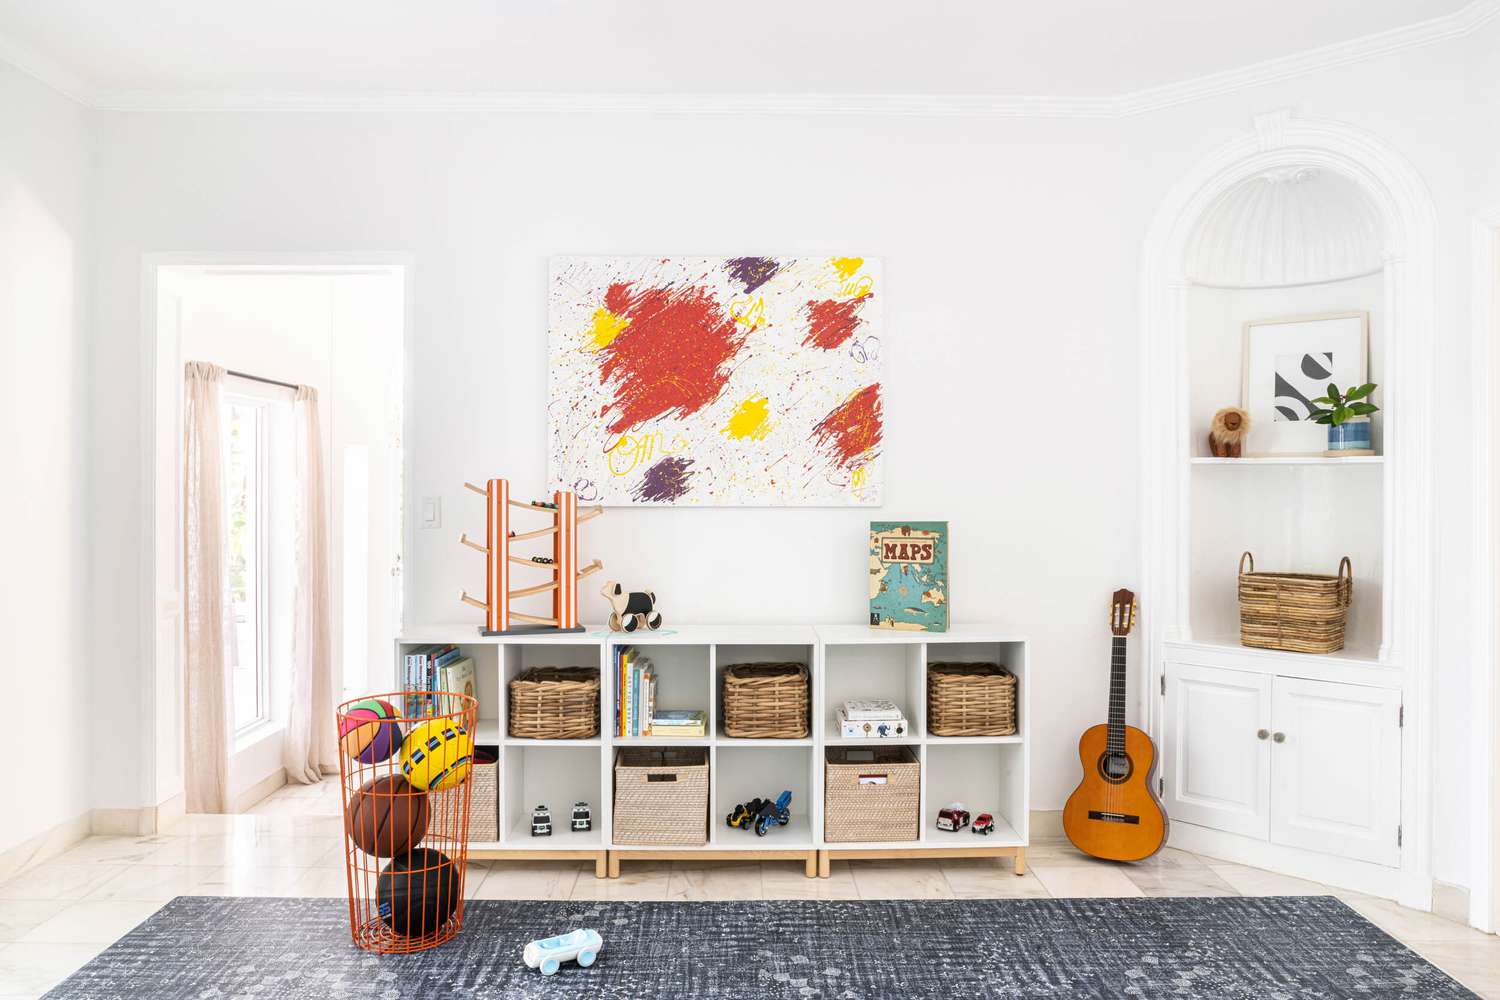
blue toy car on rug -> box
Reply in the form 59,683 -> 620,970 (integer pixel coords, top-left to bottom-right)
523,928 -> 603,976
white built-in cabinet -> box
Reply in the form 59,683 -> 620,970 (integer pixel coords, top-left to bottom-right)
1164,658 -> 1401,868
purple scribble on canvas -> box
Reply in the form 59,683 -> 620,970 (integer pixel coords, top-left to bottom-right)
724,257 -> 781,294
633,456 -> 696,503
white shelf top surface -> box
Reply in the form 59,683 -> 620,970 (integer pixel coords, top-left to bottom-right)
399,622 -> 1026,646
815,623 -> 1027,645
604,623 -> 818,646
1190,455 -> 1383,465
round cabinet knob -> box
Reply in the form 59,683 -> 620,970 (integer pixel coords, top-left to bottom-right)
1272,731 -> 1286,743
1256,729 -> 1270,740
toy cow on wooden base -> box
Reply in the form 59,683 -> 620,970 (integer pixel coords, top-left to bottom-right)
600,582 -> 663,632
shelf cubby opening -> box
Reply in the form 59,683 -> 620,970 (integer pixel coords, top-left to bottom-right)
712,746 -> 815,848
501,745 -> 605,848
715,642 -> 814,742
611,643 -> 710,739
823,642 -> 923,743
923,742 -> 1025,847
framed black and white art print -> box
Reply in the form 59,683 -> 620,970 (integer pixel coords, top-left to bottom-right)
1240,311 -> 1369,456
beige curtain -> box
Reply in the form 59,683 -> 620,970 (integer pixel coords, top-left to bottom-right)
183,361 -> 230,813
285,385 -> 336,783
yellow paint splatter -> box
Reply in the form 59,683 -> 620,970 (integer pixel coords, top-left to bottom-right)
722,395 -> 773,441
586,307 -> 631,350
830,257 -> 864,282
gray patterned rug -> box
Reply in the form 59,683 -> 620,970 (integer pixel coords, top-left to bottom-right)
45,895 -> 1474,999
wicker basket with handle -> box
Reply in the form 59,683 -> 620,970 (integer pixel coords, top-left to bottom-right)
612,747 -> 709,845
722,662 -> 810,739
927,663 -> 1018,737
824,746 -> 920,843
1237,551 -> 1353,654
508,667 -> 600,740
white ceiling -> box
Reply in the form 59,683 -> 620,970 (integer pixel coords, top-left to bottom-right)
0,0 -> 1478,101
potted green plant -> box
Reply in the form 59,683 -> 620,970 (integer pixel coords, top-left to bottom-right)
1310,382 -> 1378,456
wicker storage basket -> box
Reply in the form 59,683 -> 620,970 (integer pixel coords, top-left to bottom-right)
927,663 -> 1018,737
508,667 -> 600,739
722,662 -> 810,739
824,746 -> 920,843
1237,551 -> 1353,654
440,745 -> 498,843
613,747 -> 709,845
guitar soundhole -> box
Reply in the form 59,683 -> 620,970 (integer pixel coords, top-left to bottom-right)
1096,751 -> 1133,784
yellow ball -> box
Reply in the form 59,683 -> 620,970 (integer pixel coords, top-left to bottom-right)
399,718 -> 473,791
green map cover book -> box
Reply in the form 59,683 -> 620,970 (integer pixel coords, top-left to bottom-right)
868,521 -> 949,632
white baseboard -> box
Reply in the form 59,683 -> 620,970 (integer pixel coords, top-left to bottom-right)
1432,880 -> 1472,925
232,769 -> 288,813
0,811 -> 91,884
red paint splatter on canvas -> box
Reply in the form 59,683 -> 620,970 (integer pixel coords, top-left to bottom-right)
802,293 -> 872,351
812,384 -> 883,470
598,282 -> 748,434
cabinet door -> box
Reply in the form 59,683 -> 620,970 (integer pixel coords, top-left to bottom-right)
1163,661 -> 1272,839
1270,677 -> 1401,867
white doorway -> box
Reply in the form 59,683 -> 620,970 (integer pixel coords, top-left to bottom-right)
146,257 -> 408,814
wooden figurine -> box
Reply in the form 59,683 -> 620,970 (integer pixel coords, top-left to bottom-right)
600,581 -> 663,632
1208,406 -> 1250,457
457,478 -> 603,635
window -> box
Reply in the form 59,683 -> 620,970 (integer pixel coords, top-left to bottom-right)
226,396 -> 271,733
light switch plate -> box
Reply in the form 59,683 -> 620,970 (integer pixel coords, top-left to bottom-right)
420,496 -> 441,529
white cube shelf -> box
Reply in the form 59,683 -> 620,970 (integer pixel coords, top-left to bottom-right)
395,624 -> 1027,880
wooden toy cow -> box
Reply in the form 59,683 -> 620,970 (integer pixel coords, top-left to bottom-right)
600,582 -> 663,632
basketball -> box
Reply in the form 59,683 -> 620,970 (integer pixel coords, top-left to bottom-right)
376,848 -> 460,937
347,774 -> 429,857
339,698 -> 403,763
399,718 -> 473,791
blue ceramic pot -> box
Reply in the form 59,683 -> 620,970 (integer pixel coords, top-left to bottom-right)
1326,419 -> 1373,453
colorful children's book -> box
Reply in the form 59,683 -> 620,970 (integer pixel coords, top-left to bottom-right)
438,657 -> 475,701
868,521 -> 949,632
650,710 -> 706,736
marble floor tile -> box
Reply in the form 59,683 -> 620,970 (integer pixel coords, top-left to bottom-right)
1021,843 -> 1128,868
471,862 -> 584,901
848,861 -> 954,900
1206,862 -> 1333,897
82,865 -> 218,903
568,863 -> 671,902
194,865 -> 315,898
762,863 -> 861,900
1029,864 -> 1145,898
0,942 -> 106,997
939,859 -> 1051,899
1407,939 -> 1500,998
667,863 -> 763,902
1340,896 -> 1496,945
0,864 -> 130,902
53,836 -> 172,867
1120,865 -> 1237,897
0,900 -> 71,942
18,899 -> 164,945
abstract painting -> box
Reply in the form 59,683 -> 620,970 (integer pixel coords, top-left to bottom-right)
548,256 -> 884,506
1241,311 -> 1368,454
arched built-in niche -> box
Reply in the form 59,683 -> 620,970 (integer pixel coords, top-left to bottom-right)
1139,111 -> 1436,906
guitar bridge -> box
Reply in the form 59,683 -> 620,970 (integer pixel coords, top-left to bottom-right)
1087,810 -> 1140,825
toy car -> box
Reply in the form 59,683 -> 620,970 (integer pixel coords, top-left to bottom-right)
753,790 -> 793,836
972,812 -> 995,835
937,803 -> 970,832
571,801 -> 592,833
523,928 -> 603,976
531,804 -> 552,837
726,798 -> 765,830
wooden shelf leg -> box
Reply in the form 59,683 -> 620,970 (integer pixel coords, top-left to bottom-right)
607,852 -> 621,879
594,854 -> 608,880
817,851 -> 831,879
804,852 -> 818,879
1014,847 -> 1026,876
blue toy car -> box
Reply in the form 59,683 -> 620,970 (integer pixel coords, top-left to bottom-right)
753,790 -> 792,836
523,928 -> 603,976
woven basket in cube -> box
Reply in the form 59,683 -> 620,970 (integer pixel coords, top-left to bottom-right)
1237,551 -> 1353,654
824,746 -> 919,843
927,663 -> 1018,737
722,662 -> 810,739
437,745 -> 498,842
508,667 -> 600,740
613,747 -> 709,845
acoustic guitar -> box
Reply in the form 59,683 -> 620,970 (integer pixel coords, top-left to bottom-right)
1062,589 -> 1169,861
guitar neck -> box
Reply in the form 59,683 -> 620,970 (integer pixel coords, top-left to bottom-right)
1107,635 -> 1127,753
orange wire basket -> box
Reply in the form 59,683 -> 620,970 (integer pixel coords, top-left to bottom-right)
336,690 -> 478,953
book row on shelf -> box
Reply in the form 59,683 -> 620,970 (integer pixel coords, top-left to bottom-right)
612,645 -> 706,738
399,644 -> 475,719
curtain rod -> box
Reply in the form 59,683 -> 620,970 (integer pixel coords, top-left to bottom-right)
226,368 -> 299,392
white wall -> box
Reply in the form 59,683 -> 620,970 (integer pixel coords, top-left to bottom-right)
0,61 -> 91,854
75,27 -> 1486,890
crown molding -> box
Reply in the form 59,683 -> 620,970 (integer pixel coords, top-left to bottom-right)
0,31 -> 92,104
8,0 -> 1496,116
